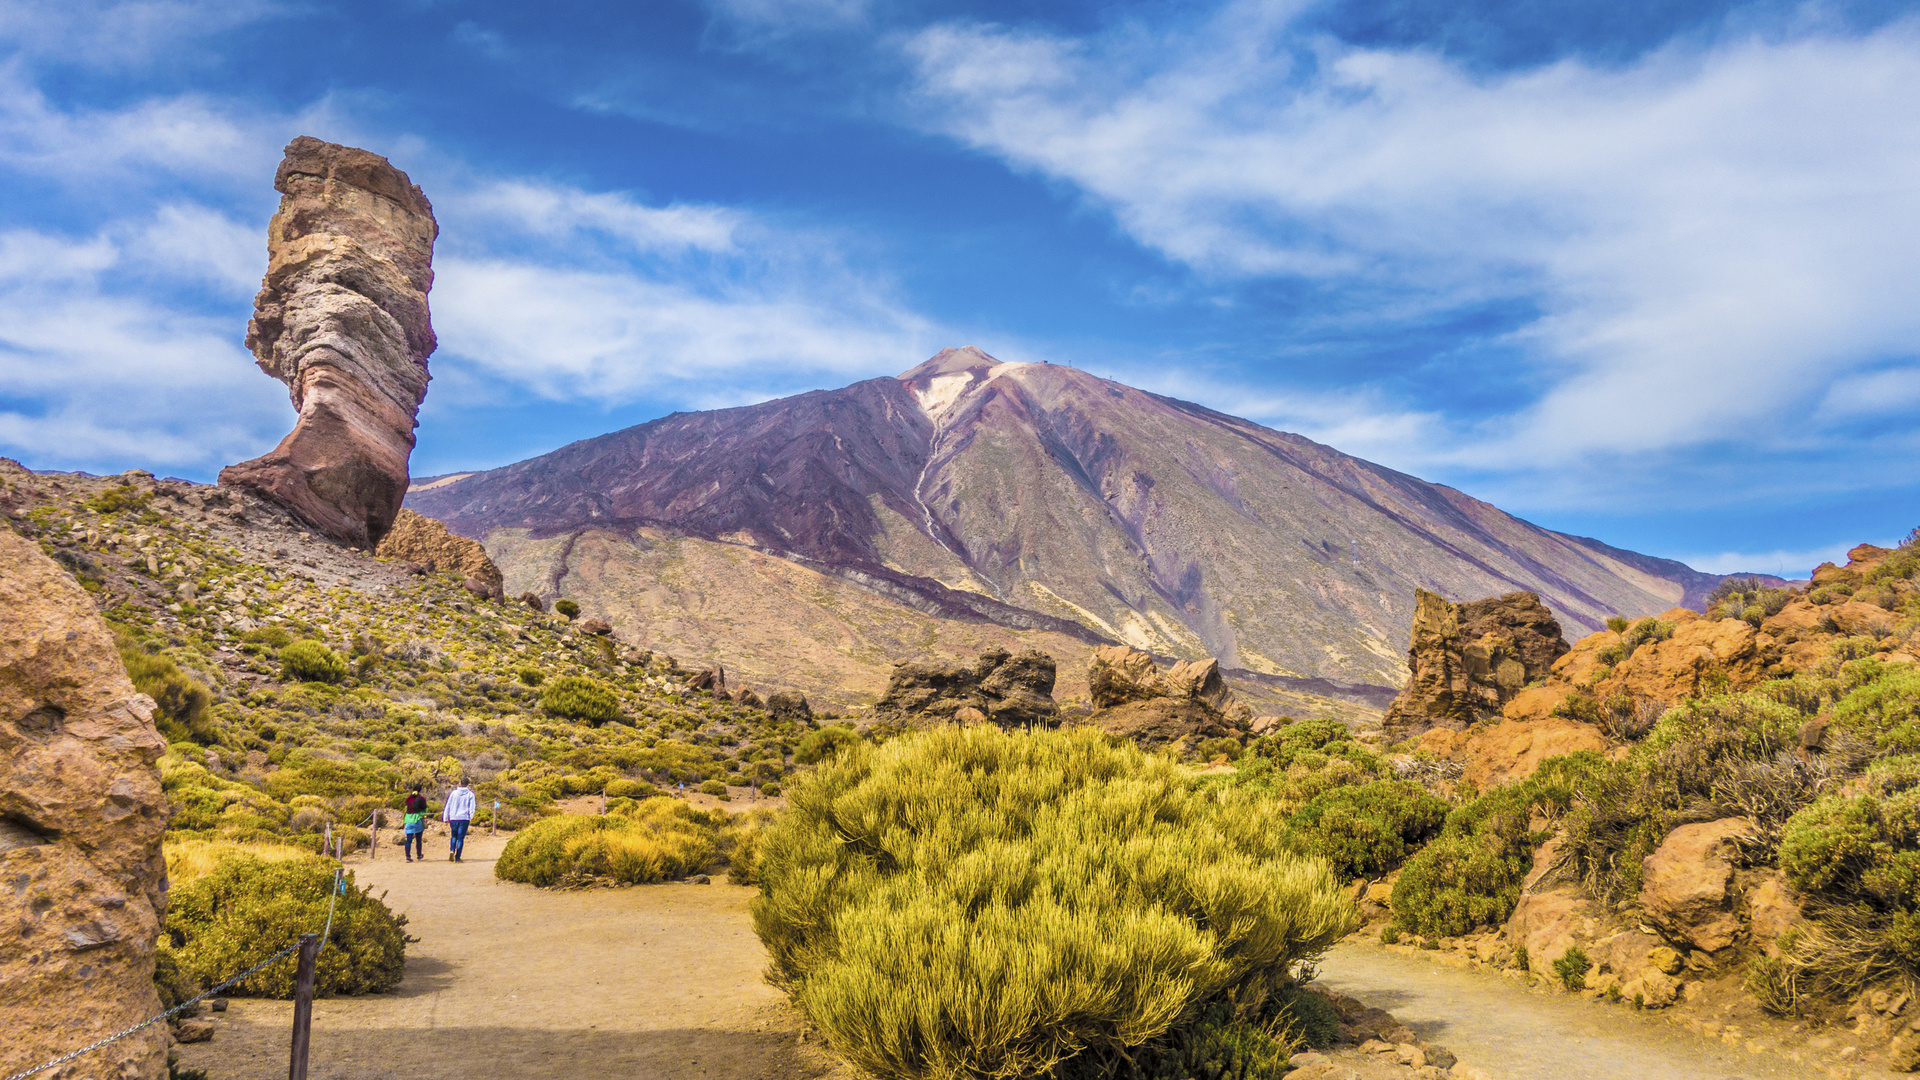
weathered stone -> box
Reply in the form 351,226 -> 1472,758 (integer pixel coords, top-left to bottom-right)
871,648 -> 1059,729
1888,1031 -> 1920,1073
221,136 -> 438,550
1507,882 -> 1602,973
174,1019 -> 215,1044
375,510 -> 500,595
517,591 -> 546,612
765,691 -> 812,724
0,528 -> 169,1080
578,618 -> 612,637
1640,818 -> 1755,953
1745,869 -> 1804,957
1085,646 -> 1250,748
684,666 -> 726,693
1384,589 -> 1569,738
732,686 -> 762,709
1457,715 -> 1609,787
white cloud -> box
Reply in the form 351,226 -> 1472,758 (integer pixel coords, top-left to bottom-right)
432,256 -> 932,402
906,10 -> 1920,477
450,181 -> 744,256
0,227 -> 285,473
0,0 -> 282,69
0,65 -> 273,186
701,0 -> 872,39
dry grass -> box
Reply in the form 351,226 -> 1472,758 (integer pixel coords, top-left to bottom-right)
165,837 -> 316,883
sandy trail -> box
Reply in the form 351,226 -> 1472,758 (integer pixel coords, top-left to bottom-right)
175,832 -> 842,1080
1315,940 -> 1893,1080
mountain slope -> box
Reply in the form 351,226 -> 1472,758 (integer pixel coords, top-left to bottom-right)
409,347 -> 1725,692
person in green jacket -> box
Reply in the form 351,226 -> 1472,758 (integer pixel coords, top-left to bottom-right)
402,785 -> 427,862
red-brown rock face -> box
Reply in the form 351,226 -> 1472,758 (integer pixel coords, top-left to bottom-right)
0,529 -> 169,1080
220,136 -> 438,550
1383,589 -> 1570,738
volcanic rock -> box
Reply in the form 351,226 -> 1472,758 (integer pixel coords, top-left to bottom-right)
220,136 -> 438,550
1639,817 -> 1755,953
377,510 -> 502,595
1384,590 -> 1569,739
578,618 -> 613,637
871,647 -> 1059,729
0,528 -> 169,1080
765,691 -> 813,724
1085,646 -> 1251,750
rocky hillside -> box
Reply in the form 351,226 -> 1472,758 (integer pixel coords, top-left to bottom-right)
408,347 -> 1754,708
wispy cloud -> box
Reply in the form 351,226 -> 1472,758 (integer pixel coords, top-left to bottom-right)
0,0 -> 283,69
906,8 -> 1920,488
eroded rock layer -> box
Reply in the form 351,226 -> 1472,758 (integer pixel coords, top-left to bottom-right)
1383,589 -> 1570,739
870,648 -> 1059,729
376,509 -> 501,596
1086,645 -> 1253,751
0,528 -> 169,1080
221,136 -> 438,550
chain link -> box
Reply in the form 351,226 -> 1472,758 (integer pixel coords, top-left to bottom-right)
3,936 -> 304,1080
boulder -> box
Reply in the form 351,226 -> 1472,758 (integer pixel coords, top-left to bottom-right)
1458,716 -> 1610,787
1639,818 -> 1755,953
220,136 -> 438,550
733,687 -> 763,709
1384,590 -> 1569,739
871,648 -> 1059,729
1744,869 -> 1804,957
517,591 -> 546,612
375,510 -> 502,596
1085,646 -> 1251,748
684,666 -> 726,693
765,691 -> 812,724
578,618 -> 613,637
0,528 -> 169,1080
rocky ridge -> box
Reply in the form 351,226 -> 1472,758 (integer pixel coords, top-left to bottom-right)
375,509 -> 503,598
221,136 -> 438,551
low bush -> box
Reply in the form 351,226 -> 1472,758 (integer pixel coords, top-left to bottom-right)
1057,999 -> 1303,1080
794,724 -> 860,764
751,725 -> 1356,1080
164,855 -> 410,997
494,802 -> 721,887
1830,665 -> 1920,754
699,778 -> 728,797
1595,618 -> 1675,667
539,676 -> 621,725
1552,946 -> 1590,991
1223,718 -> 1389,814
554,599 -> 580,619
1768,755 -> 1920,999
1282,780 -> 1448,880
120,642 -> 214,744
1391,753 -> 1600,938
279,640 -> 347,685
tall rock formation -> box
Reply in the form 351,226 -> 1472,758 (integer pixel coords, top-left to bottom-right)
0,529 -> 169,1080
870,648 -> 1060,729
1383,589 -> 1570,738
375,509 -> 503,597
220,136 -> 438,550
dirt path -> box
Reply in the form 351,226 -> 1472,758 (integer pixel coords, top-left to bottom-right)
175,833 -> 846,1080
1314,941 -> 1895,1080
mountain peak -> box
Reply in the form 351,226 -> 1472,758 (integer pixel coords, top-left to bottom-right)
898,346 -> 1004,383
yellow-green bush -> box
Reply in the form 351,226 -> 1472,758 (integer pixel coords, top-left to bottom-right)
279,640 -> 347,685
163,854 -> 410,997
119,641 -> 213,744
539,675 -> 621,725
494,801 -> 720,887
1282,780 -> 1448,880
751,725 -> 1356,1080
1222,718 -> 1388,814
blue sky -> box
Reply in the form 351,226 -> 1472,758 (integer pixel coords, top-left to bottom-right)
1,0 -> 1916,576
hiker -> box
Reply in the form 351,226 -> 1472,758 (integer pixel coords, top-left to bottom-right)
402,785 -> 428,862
443,778 -> 477,862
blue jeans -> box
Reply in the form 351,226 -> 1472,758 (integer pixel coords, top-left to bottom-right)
449,819 -> 470,858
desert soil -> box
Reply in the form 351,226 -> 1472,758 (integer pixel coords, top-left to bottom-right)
173,831 -> 848,1080
1314,940 -> 1897,1080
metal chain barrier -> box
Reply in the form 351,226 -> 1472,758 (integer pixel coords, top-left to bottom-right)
3,940 -> 300,1080
5,864 -> 350,1080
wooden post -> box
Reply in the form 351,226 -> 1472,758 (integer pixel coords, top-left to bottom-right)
491,800 -> 498,836
288,933 -> 319,1080
369,809 -> 377,860
321,822 -> 330,856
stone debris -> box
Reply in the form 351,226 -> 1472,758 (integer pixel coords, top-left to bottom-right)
870,647 -> 1059,729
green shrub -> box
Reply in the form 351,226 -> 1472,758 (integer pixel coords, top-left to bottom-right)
554,599 -> 580,619
516,666 -> 545,687
751,725 -> 1357,1080
1057,999 -> 1300,1080
494,803 -> 719,887
84,483 -> 152,514
1224,718 -> 1389,813
604,778 -> 658,800
164,855 -> 410,997
1282,780 -> 1448,880
1194,736 -> 1243,762
539,676 -> 621,725
1552,946 -> 1590,991
1391,753 -> 1600,938
1596,618 -> 1675,666
723,809 -> 778,886
119,643 -> 214,744
279,640 -> 347,685
1605,616 -> 1629,634
1830,666 -> 1920,754
794,724 -> 861,764
242,626 -> 294,652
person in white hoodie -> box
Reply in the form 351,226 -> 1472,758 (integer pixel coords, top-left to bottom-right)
442,780 -> 477,862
